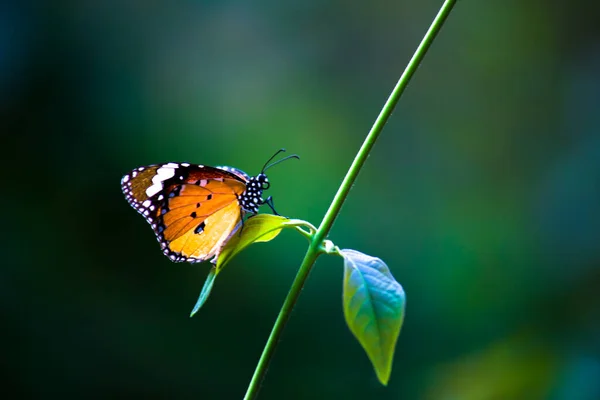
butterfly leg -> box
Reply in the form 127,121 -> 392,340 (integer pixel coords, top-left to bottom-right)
239,210 -> 258,236
262,196 -> 284,217
238,216 -> 246,236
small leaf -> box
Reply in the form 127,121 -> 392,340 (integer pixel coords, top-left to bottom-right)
340,249 -> 405,385
215,214 -> 290,272
190,215 -> 311,316
190,266 -> 217,317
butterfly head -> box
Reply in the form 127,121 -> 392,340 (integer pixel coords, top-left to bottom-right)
239,149 -> 299,215
257,173 -> 270,190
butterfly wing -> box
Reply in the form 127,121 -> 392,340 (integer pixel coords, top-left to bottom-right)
121,163 -> 248,263
216,166 -> 250,181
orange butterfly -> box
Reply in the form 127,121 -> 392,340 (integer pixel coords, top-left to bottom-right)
121,149 -> 298,263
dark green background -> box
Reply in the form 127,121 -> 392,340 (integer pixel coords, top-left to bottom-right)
3,1 -> 600,399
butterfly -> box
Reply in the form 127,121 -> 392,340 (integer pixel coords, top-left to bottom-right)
121,149 -> 298,263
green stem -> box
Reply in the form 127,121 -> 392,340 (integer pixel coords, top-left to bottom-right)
243,244 -> 321,400
244,1 -> 456,398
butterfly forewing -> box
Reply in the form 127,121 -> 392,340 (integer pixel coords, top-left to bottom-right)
216,166 -> 250,181
121,163 -> 249,263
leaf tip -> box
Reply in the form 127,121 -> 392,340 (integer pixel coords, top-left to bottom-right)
189,267 -> 218,317
376,367 -> 391,386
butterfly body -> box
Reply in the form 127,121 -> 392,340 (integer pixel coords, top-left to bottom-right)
121,162 -> 270,263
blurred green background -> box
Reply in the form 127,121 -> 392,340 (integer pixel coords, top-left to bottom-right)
3,1 -> 600,399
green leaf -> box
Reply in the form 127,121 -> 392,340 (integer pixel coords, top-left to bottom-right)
340,249 -> 405,385
190,215 -> 312,316
190,266 -> 217,317
215,214 -> 290,273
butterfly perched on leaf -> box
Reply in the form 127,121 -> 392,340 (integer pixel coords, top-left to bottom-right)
121,149 -> 298,264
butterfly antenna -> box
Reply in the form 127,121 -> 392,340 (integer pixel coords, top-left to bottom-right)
263,154 -> 300,173
261,149 -> 300,173
261,148 -> 286,172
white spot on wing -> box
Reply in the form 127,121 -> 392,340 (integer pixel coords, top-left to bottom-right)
122,175 -> 130,183
146,166 -> 176,197
142,200 -> 151,208
155,166 -> 176,181
146,184 -> 162,197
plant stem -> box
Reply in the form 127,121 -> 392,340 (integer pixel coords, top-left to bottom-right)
244,1 -> 457,398
314,0 -> 457,244
243,244 -> 320,400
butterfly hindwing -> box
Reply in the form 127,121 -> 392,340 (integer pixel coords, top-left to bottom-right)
165,200 -> 242,262
121,163 -> 248,263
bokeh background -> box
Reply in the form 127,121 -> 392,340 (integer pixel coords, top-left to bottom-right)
3,0 -> 600,399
